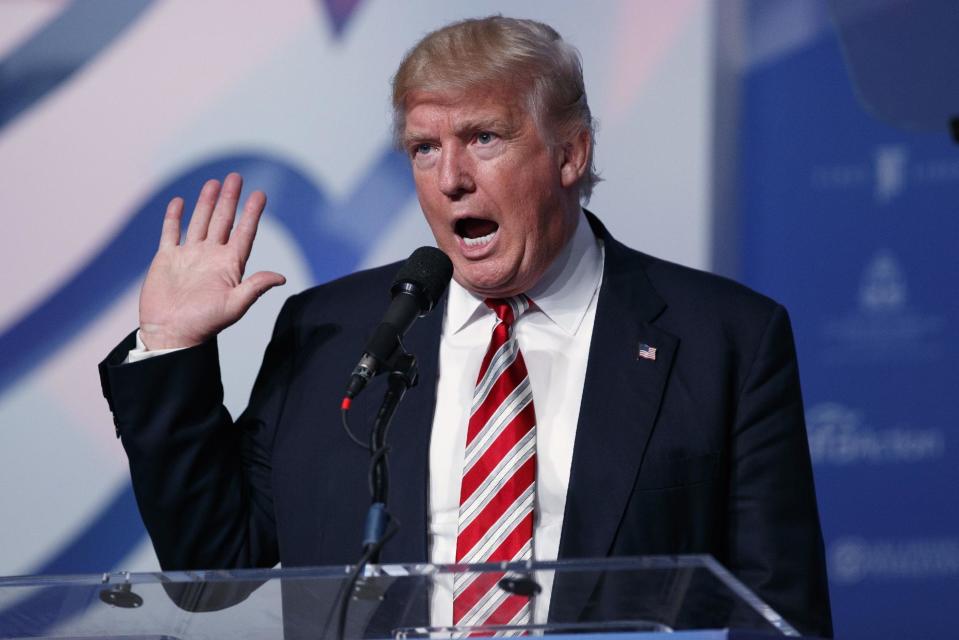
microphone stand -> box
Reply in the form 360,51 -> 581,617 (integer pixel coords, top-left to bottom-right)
332,351 -> 418,640
363,352 -> 417,563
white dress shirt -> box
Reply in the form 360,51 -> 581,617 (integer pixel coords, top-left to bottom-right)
429,210 -> 604,625
127,210 -> 605,626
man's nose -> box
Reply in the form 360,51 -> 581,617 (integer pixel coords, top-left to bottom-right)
438,145 -> 475,198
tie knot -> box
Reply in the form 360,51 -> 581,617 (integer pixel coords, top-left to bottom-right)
484,296 -> 531,326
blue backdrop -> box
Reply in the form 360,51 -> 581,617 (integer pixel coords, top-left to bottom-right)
741,4 -> 959,638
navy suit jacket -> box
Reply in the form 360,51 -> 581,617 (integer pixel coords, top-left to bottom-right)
100,215 -> 831,637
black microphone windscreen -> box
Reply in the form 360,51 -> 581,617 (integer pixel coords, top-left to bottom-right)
392,247 -> 453,308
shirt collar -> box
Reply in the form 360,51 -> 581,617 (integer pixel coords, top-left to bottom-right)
445,209 -> 604,336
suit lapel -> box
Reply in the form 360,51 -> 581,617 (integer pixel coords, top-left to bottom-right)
552,224 -> 678,621
559,222 -> 677,560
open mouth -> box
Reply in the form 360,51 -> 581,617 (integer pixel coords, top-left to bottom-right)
455,217 -> 499,247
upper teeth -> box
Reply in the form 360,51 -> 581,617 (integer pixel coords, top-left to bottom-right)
463,230 -> 496,247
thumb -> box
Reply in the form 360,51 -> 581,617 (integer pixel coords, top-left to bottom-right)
231,270 -> 287,312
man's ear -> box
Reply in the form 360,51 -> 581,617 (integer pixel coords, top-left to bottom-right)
559,128 -> 591,189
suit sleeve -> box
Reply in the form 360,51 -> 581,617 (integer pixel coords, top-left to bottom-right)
727,304 -> 833,638
98,294 -> 301,571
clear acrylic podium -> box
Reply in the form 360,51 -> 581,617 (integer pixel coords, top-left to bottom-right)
0,555 -> 810,639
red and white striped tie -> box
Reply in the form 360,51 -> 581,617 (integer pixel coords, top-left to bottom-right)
453,296 -> 536,629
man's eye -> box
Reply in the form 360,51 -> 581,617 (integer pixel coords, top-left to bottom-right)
476,132 -> 496,144
414,143 -> 433,156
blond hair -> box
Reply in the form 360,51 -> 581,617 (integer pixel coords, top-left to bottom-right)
391,16 -> 600,202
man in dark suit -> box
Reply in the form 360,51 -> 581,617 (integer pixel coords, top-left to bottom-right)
100,16 -> 831,637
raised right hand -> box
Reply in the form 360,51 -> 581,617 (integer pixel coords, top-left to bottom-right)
138,173 -> 286,350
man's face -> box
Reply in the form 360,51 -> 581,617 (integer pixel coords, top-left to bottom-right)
403,89 -> 581,298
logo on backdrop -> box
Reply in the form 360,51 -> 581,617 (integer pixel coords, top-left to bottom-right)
810,143 -> 959,204
819,248 -> 946,365
873,145 -> 908,203
806,402 -> 946,467
830,537 -> 959,585
857,249 -> 906,312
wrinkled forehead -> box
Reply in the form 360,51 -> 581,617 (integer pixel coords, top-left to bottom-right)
401,87 -> 534,137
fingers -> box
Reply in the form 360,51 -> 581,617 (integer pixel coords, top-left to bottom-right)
182,173 -> 263,248
230,189 -> 268,261
185,179 -> 222,243
159,197 -> 184,249
207,172 -> 244,244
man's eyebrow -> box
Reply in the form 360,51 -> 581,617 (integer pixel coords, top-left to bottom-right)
402,118 -> 518,147
402,131 -> 433,147
454,118 -> 516,137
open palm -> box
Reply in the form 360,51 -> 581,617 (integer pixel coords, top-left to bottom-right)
138,173 -> 286,350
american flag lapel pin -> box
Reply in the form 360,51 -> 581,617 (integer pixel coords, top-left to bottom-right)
638,342 -> 657,361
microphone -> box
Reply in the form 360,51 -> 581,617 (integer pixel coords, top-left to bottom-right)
343,247 -> 453,405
